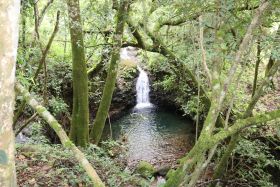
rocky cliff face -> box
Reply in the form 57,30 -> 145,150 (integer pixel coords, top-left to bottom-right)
108,65 -> 138,120
149,69 -> 185,115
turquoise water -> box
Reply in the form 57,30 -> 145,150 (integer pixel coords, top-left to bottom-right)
104,107 -> 195,166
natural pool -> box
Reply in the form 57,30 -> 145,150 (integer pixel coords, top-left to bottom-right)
104,106 -> 195,167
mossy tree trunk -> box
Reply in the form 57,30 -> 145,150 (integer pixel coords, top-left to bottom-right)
15,83 -> 105,187
67,0 -> 89,147
90,0 -> 130,144
0,0 -> 20,186
21,0 -> 27,51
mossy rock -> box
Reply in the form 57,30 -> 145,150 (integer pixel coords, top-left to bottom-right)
136,161 -> 156,178
166,169 -> 176,179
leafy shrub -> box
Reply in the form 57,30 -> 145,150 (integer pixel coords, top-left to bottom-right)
225,137 -> 280,187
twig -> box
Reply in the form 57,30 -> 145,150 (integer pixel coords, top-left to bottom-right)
15,113 -> 38,136
108,114 -> 112,139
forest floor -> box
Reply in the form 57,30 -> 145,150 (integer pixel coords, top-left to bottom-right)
258,75 -> 280,112
15,142 -> 149,187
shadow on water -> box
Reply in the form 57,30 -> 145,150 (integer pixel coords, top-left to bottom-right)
104,106 -> 195,167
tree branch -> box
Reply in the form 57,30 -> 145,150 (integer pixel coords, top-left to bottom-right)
15,113 -> 38,136
198,15 -> 212,86
222,1 -> 270,99
212,109 -> 280,144
156,3 -> 261,30
34,11 -> 60,80
38,0 -> 54,26
199,0 -> 270,136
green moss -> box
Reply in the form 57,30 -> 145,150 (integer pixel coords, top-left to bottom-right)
164,167 -> 185,187
64,140 -> 74,148
36,106 -> 46,115
136,161 -> 155,178
67,0 -> 89,147
51,121 -> 61,133
166,169 -> 175,179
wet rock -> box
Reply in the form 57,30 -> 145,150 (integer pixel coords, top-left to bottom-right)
136,161 -> 156,178
155,165 -> 171,176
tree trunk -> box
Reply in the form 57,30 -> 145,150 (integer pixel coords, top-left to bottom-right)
90,0 -> 130,144
252,38 -> 261,96
21,0 -> 27,51
67,0 -> 89,147
15,83 -> 105,187
0,0 -> 20,186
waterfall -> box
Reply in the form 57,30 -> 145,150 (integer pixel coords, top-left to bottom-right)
135,67 -> 153,109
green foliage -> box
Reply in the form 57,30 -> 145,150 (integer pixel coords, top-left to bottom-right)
16,143 -> 147,186
160,75 -> 177,91
228,137 -> 280,187
44,62 -> 72,97
181,95 -> 206,120
166,169 -> 175,179
119,64 -> 137,80
28,122 -> 50,144
48,97 -> 69,116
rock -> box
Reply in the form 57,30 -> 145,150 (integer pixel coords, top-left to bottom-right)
136,161 -> 156,178
107,145 -> 122,158
155,165 -> 171,176
19,145 -> 37,158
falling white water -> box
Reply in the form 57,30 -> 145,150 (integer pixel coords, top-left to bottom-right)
135,67 -> 153,109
